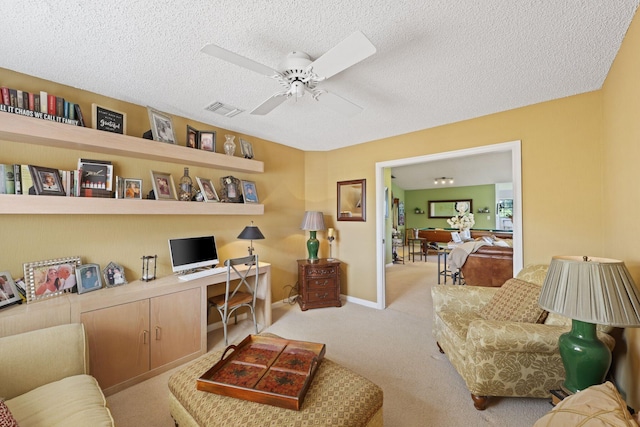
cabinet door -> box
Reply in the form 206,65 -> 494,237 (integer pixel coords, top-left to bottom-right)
150,287 -> 201,369
81,299 -> 150,390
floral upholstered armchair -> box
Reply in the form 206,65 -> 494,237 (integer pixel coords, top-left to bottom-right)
431,264 -> 615,410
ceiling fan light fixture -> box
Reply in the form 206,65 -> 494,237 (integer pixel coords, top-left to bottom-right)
291,81 -> 305,98
204,101 -> 244,118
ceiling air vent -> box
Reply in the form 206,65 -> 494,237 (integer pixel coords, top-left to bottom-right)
204,101 -> 244,118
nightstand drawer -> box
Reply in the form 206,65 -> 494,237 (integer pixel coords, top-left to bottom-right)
305,266 -> 338,277
306,288 -> 339,303
308,277 -> 337,290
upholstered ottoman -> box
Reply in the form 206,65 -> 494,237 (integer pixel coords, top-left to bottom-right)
168,335 -> 384,427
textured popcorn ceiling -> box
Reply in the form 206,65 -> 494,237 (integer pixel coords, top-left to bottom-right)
2,1 -> 638,152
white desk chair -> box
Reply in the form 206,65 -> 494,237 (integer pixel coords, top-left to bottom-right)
207,255 -> 259,345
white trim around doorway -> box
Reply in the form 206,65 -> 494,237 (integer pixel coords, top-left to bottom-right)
375,140 -> 523,310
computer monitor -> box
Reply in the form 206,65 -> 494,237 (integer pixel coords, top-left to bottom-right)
168,235 -> 219,273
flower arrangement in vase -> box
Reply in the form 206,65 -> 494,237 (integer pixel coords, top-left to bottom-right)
447,201 -> 475,232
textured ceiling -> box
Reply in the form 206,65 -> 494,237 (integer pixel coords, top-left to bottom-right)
2,1 -> 638,152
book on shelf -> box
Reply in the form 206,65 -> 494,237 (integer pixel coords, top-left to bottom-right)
39,91 -> 47,113
23,91 -> 30,110
33,94 -> 40,113
16,90 -> 23,109
56,96 -> 64,117
1,87 -> 9,105
9,89 -> 17,107
0,164 -> 15,194
20,164 -> 34,196
47,94 -> 56,115
74,103 -> 85,127
13,164 -> 22,195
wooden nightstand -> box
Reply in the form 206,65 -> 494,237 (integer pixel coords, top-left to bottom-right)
297,259 -> 342,311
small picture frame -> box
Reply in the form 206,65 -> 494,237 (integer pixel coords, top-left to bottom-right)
186,125 -> 199,149
0,272 -> 21,309
103,262 -> 127,287
220,176 -> 242,203
198,131 -> 216,152
23,256 -> 81,303
78,159 -> 113,191
76,264 -> 103,294
196,177 -> 219,202
240,138 -> 254,159
28,165 -> 66,196
241,180 -> 259,203
147,106 -> 177,144
124,178 -> 143,199
150,171 -> 177,200
91,103 -> 127,134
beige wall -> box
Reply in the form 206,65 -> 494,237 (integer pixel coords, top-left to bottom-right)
306,90 -> 604,301
602,9 -> 640,409
0,68 -> 306,305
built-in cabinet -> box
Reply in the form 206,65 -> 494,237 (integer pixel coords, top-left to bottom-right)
81,287 -> 200,393
0,113 -> 264,215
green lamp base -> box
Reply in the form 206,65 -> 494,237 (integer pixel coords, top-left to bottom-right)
306,230 -> 319,260
559,319 -> 611,393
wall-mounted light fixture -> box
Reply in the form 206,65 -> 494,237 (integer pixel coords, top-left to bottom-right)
433,177 -> 454,185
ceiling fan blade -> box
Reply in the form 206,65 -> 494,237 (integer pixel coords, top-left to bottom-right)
201,44 -> 278,77
308,31 -> 376,79
250,94 -> 289,115
317,91 -> 363,117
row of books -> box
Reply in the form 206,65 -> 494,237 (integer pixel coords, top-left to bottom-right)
0,85 -> 85,126
0,159 -> 114,198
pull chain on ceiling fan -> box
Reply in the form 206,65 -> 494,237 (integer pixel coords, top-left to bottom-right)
200,31 -> 376,116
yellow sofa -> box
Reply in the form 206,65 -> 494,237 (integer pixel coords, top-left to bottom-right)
432,264 -> 615,410
0,323 -> 114,427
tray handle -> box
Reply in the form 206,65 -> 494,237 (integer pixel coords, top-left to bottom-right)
220,344 -> 239,362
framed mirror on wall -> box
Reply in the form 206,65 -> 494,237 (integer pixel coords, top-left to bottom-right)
337,179 -> 366,222
428,199 -> 472,218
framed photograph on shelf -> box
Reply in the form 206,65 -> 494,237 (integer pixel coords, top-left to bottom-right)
196,177 -> 219,202
219,176 -> 242,203
78,159 -> 113,191
91,103 -> 127,134
0,272 -> 21,309
147,107 -> 177,144
76,264 -> 103,294
103,262 -> 127,287
198,131 -> 216,152
28,165 -> 66,196
186,125 -> 199,149
23,256 -> 81,304
150,171 -> 177,200
241,180 -> 259,203
240,138 -> 254,159
124,178 -> 142,199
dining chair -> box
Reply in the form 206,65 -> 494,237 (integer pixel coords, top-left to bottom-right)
207,255 -> 259,346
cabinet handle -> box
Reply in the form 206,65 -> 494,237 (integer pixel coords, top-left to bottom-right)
316,292 -> 328,299
143,330 -> 148,344
155,326 -> 162,340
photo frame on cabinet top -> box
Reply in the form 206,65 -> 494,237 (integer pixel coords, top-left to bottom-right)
23,256 -> 81,304
0,272 -> 22,309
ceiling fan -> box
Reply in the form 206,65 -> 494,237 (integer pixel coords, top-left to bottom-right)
200,31 -> 376,116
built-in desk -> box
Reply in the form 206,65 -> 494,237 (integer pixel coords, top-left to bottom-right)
0,262 -> 271,395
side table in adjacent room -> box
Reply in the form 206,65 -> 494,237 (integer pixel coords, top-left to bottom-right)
297,258 -> 342,310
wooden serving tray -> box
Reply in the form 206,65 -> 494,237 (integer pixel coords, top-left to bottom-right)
197,335 -> 326,410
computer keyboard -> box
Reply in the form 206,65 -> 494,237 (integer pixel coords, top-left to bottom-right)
178,267 -> 227,281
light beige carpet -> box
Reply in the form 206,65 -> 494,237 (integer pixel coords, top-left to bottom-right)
106,256 -> 551,426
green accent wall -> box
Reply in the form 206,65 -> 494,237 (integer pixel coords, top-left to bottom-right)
405,184 -> 496,230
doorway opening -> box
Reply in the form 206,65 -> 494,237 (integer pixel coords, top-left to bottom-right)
375,141 -> 523,309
